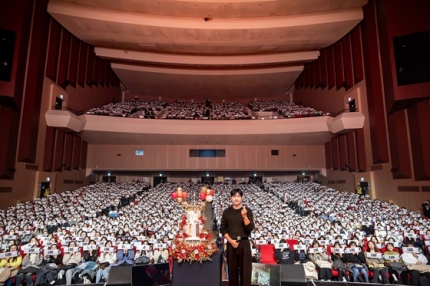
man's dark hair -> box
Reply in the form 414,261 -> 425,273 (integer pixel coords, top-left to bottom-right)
230,188 -> 243,197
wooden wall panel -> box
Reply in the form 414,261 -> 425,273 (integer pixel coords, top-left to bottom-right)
334,41 -> 344,90
0,107 -> 20,179
80,141 -> 88,169
92,56 -> 100,87
45,19 -> 61,82
247,146 -> 258,169
42,127 -> 55,172
56,28 -> 70,89
53,130 -> 65,172
351,25 -> 364,85
86,46 -> 95,87
361,1 -> 389,164
304,65 -> 309,88
226,146 -> 238,169
320,49 -> 328,89
167,145 -> 178,169
298,73 -> 304,89
324,141 -> 332,169
77,42 -> 87,88
408,101 -> 430,180
326,46 -> 336,90
315,58 -> 321,89
338,134 -> 348,171
309,62 -> 315,89
346,132 -> 358,172
99,60 -> 106,87
355,128 -> 367,172
342,33 -> 354,90
387,110 -> 412,179
67,35 -> 79,88
17,0 -> 49,163
63,133 -> 73,171
157,145 -> 168,169
176,145 -> 188,169
331,137 -> 339,170
72,135 -> 81,169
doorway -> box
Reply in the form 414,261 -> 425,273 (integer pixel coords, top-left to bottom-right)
153,176 -> 167,187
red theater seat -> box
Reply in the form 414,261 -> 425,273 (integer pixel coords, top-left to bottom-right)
259,244 -> 277,265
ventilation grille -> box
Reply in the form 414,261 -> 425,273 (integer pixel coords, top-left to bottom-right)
398,186 -> 419,192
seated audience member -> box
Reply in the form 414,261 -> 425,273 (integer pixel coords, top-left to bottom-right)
115,240 -> 134,266
309,241 -> 332,281
365,241 -> 389,284
58,241 -> 81,285
383,242 -> 408,284
331,242 -> 349,282
35,244 -> 62,286
343,241 -> 369,283
0,244 -> 22,286
274,239 -> 294,264
405,229 -> 424,248
294,242 -> 318,280
96,241 -> 116,283
15,237 -> 43,286
401,242 -> 428,286
70,240 -> 99,284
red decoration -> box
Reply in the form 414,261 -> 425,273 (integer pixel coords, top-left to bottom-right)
171,192 -> 178,199
182,191 -> 188,198
210,189 -> 215,196
199,192 -> 206,201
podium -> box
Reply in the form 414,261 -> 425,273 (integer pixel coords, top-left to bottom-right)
171,248 -> 223,286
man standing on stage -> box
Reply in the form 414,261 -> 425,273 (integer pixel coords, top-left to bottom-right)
220,188 -> 254,286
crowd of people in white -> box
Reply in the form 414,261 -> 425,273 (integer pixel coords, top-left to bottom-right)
86,99 -> 166,118
85,99 -> 324,120
248,100 -> 324,117
1,181 -> 430,286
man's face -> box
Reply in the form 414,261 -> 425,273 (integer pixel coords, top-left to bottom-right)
230,193 -> 243,206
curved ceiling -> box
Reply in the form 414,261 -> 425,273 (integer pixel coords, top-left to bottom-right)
48,0 -> 367,101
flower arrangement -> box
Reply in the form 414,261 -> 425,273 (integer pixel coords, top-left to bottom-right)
169,209 -> 217,263
169,187 -> 218,263
169,231 -> 218,263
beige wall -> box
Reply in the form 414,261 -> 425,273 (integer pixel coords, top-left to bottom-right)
87,144 -> 325,171
113,172 -> 299,185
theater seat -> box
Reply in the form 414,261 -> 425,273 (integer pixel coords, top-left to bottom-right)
259,244 -> 277,265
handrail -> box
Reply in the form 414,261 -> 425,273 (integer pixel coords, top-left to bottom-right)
52,106 -> 85,116
327,108 -> 358,117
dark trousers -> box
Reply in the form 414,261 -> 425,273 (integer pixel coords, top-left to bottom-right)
227,240 -> 252,286
318,268 -> 332,280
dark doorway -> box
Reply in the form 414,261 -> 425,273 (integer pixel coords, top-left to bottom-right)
40,182 -> 51,198
201,176 -> 214,186
102,176 -> 116,183
55,97 -> 63,110
153,176 -> 167,187
248,176 -> 263,185
297,176 -> 310,182
348,99 -> 356,112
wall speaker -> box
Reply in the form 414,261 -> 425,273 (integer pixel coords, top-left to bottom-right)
280,264 -> 306,286
393,31 -> 430,86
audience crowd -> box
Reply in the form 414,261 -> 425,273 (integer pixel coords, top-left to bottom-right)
85,99 -> 325,120
248,100 -> 324,117
86,99 -> 166,118
1,181 -> 430,286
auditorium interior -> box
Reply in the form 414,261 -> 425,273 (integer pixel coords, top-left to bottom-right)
1,0 -> 430,285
